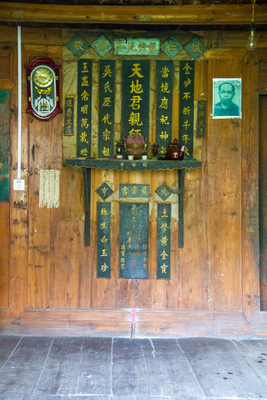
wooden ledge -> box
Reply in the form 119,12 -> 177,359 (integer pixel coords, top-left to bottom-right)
0,3 -> 266,26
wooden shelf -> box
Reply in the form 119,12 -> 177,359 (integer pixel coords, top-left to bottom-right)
65,158 -> 202,248
65,158 -> 202,171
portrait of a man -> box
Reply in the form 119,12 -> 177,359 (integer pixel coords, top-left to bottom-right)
213,78 -> 241,119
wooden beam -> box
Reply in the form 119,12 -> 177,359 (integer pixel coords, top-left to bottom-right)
0,3 -> 267,26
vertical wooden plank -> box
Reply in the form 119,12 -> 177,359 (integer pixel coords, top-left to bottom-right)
259,95 -> 267,310
207,59 -> 242,312
9,43 -> 29,317
242,51 -> 260,321
0,202 -> 9,308
176,60 -> 208,311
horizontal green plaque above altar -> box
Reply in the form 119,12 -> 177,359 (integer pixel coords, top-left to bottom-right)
65,158 -> 202,171
114,38 -> 160,55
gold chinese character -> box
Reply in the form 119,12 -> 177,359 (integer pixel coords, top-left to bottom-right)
80,148 -> 88,156
161,187 -> 170,196
129,63 -> 144,78
103,65 -> 112,78
160,250 -> 168,260
100,222 -> 107,229
141,186 -> 147,195
81,90 -> 89,101
104,82 -> 113,93
130,96 -> 142,110
183,107 -> 191,116
161,82 -> 170,93
66,108 -> 72,118
122,186 -> 128,195
103,129 -> 110,141
128,112 -> 143,126
101,208 -> 108,215
102,147 -> 110,157
82,62 -> 89,73
191,42 -> 202,53
66,98 -> 73,107
97,39 -> 107,52
81,118 -> 89,128
130,80 -> 143,94
131,186 -> 138,195
102,113 -> 112,125
149,42 -> 157,52
160,115 -> 170,125
182,63 -> 193,74
161,66 -> 170,78
80,131 -> 88,144
159,131 -> 169,140
74,39 -> 84,51
101,187 -> 107,196
166,43 -> 177,53
183,92 -> 191,100
82,76 -> 89,86
102,97 -> 111,107
101,236 -> 108,243
81,105 -> 88,114
138,41 -> 147,52
101,263 -> 109,272
183,78 -> 191,88
199,101 -> 206,110
160,264 -> 168,274
159,97 -> 169,109
161,222 -> 168,231
182,121 -> 190,130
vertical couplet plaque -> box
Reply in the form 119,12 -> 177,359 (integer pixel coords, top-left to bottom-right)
196,98 -> 207,138
156,61 -> 173,156
121,60 -> 150,143
179,61 -> 195,159
119,203 -> 149,279
77,59 -> 92,157
98,60 -> 115,158
157,203 -> 171,279
64,96 -> 74,136
97,202 -> 111,278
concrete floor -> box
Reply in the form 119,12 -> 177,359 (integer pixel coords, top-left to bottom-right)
0,336 -> 267,399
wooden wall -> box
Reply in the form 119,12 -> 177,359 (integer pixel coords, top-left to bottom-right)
0,25 -> 267,338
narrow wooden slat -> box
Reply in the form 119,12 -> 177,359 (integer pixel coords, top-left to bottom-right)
34,337 -> 83,396
8,43 -> 29,318
112,338 -> 148,396
0,336 -> 21,370
142,339 -> 203,397
206,59 -> 242,312
259,95 -> 267,310
76,338 -> 112,395
241,51 -> 260,322
0,202 -> 9,308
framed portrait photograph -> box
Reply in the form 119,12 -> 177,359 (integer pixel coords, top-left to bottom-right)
212,78 -> 242,119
